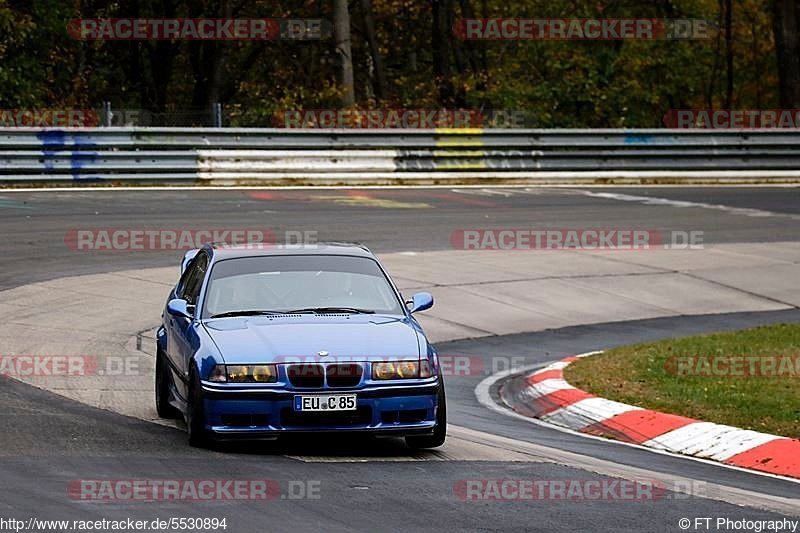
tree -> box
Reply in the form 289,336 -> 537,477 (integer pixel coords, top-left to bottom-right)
334,0 -> 355,106
772,0 -> 800,107
359,0 -> 387,101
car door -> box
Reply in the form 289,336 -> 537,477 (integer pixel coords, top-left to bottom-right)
166,252 -> 209,401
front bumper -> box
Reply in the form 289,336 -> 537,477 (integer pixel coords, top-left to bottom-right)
200,381 -> 440,438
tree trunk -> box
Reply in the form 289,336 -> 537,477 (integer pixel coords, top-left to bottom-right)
334,0 -> 355,106
458,0 -> 482,73
724,0 -> 734,108
189,1 -> 230,119
359,0 -> 387,101
772,0 -> 800,108
432,0 -> 455,106
143,0 -> 176,113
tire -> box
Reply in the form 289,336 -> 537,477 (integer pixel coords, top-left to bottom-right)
186,370 -> 211,448
155,348 -> 181,419
406,383 -> 446,449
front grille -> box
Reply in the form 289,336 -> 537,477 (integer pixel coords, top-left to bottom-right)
326,363 -> 363,387
280,406 -> 372,427
287,364 -> 324,388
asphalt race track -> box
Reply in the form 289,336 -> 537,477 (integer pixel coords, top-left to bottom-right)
1,186 -> 799,532
3,186 -> 800,289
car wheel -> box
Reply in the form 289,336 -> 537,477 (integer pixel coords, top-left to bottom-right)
406,383 -> 446,449
155,348 -> 181,419
186,369 -> 211,448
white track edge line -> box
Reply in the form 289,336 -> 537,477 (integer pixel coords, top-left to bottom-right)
2,183 -> 800,193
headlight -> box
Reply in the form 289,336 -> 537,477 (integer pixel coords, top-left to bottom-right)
208,365 -> 227,382
227,365 -> 249,382
373,361 -> 424,380
419,359 -> 433,378
251,365 -> 277,382
208,364 -> 278,383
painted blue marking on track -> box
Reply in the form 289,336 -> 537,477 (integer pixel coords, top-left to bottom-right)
0,198 -> 33,209
623,134 -> 654,145
36,129 -> 104,182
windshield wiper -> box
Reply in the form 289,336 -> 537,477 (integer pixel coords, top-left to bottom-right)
286,307 -> 375,314
209,310 -> 286,319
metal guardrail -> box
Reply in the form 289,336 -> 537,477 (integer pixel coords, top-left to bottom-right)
2,128 -> 800,184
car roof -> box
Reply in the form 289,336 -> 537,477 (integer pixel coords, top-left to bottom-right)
204,242 -> 375,261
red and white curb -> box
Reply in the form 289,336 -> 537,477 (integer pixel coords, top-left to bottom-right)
502,354 -> 800,480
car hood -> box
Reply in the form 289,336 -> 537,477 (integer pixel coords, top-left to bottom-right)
203,315 -> 423,363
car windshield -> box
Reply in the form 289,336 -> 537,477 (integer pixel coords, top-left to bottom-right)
202,254 -> 404,318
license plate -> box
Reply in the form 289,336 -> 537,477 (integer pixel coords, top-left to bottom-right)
294,394 -> 357,412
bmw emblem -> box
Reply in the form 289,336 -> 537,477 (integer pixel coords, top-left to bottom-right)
317,351 -> 329,357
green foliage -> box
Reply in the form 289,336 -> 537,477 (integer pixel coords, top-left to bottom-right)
0,0 -> 782,126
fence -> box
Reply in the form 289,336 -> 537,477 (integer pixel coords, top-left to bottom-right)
1,128 -> 799,184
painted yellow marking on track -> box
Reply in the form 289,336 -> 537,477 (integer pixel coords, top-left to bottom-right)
308,195 -> 430,209
433,139 -> 486,148
432,150 -> 489,170
435,161 -> 488,170
434,130 -> 487,173
434,128 -> 485,135
434,128 -> 486,148
433,150 -> 486,157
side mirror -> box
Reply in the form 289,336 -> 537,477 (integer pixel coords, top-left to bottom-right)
407,291 -> 434,314
167,298 -> 193,319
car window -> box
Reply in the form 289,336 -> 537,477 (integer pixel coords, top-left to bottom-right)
202,255 -> 404,317
182,252 -> 209,307
176,260 -> 197,298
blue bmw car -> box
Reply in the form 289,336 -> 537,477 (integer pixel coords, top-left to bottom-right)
155,242 -> 445,449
